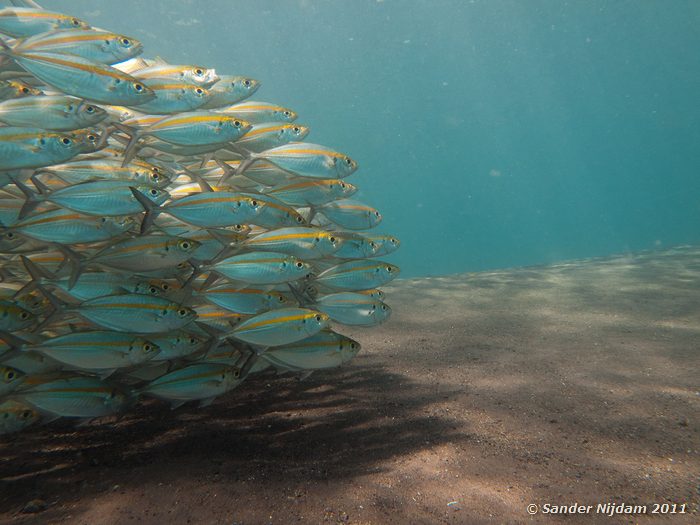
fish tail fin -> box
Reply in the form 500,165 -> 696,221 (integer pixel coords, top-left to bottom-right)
0,329 -> 29,354
54,244 -> 85,290
111,123 -> 142,167
32,284 -> 69,332
182,167 -> 213,192
14,178 -> 44,220
15,255 -> 54,298
129,186 -> 161,234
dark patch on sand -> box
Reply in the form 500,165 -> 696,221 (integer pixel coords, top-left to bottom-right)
1,247 -> 698,524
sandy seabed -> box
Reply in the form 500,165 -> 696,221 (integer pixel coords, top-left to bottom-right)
1,246 -> 698,525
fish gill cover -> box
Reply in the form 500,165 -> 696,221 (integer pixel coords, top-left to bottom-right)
0,0 -> 399,434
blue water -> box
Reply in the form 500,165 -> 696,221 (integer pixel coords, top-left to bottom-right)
46,0 -> 700,278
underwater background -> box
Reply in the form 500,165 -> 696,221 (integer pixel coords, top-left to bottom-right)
44,0 -> 700,278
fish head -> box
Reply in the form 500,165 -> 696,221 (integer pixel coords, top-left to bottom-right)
303,311 -> 330,335
170,237 -> 202,256
0,302 -> 34,330
0,400 -> 40,435
188,66 -> 219,87
267,291 -> 292,309
371,301 -> 392,324
168,304 -> 197,326
0,230 -> 29,253
100,215 -> 136,235
221,116 -> 252,140
275,106 -> 297,122
129,337 -> 161,362
315,231 -> 343,256
283,124 -> 309,142
335,180 -> 357,198
106,34 -> 143,62
369,208 -> 383,228
230,76 -> 260,97
137,184 -> 170,206
133,279 -> 174,297
7,80 -> 42,98
222,366 -> 243,388
56,15 -> 90,31
1,366 -> 24,388
334,154 -> 358,178
44,133 -> 85,158
71,128 -> 103,152
174,332 -> 206,353
376,263 -> 400,282
126,79 -> 156,103
339,336 -> 361,363
74,100 -> 108,127
283,255 -> 312,278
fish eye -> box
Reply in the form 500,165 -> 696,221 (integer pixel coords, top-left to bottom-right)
21,87 -> 29,94
195,88 -> 203,95
6,232 -> 14,239
315,315 -> 322,322
134,83 -> 144,92
278,296 -> 285,302
21,410 -> 32,419
149,188 -> 158,196
189,337 -> 197,344
293,127 -> 300,133
71,18 -> 81,26
251,200 -> 258,206
340,182 -> 346,189
330,236 -> 336,243
149,286 -> 158,294
374,211 -> 380,217
243,79 -> 252,87
345,157 -> 353,165
87,134 -> 97,142
151,173 -> 160,181
161,283 -> 169,290
233,120 -> 242,128
295,262 -> 303,268
85,105 -> 95,113
121,37 -> 131,46
178,240 -> 191,250
177,308 -> 188,317
283,110 -> 291,117
143,343 -> 152,351
100,217 -> 108,223
61,137 -> 72,145
295,216 -> 304,223
350,342 -> 356,349
194,68 -> 204,76
68,104 -> 74,111
386,266 -> 393,272
381,304 -> 388,310
232,369 -> 240,378
19,311 -> 29,320
5,370 -> 15,380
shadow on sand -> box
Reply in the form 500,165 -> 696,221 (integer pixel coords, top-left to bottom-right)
0,362 -> 462,521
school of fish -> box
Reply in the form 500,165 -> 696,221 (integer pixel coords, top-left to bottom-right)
0,2 -> 400,435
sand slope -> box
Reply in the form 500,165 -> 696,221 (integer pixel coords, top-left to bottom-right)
1,247 -> 698,524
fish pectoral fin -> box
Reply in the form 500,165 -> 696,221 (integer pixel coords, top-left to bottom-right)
198,396 -> 217,408
299,370 -> 314,381
169,400 -> 187,410
97,368 -> 117,380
